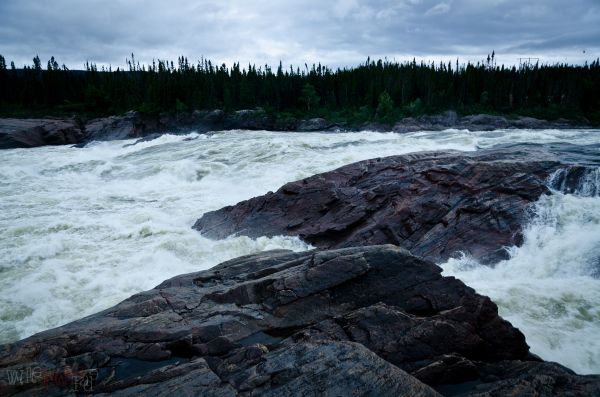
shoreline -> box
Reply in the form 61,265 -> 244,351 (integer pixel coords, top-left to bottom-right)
0,109 -> 595,150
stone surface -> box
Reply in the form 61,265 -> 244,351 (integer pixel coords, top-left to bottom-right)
195,147 -> 599,264
297,118 -> 340,132
0,118 -> 84,149
1,110 -> 591,149
4,245 -> 595,396
391,111 -> 577,133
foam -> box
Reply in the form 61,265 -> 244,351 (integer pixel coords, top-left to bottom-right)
1,128 -> 599,374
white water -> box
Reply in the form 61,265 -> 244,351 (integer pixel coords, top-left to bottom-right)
0,128 -> 599,374
442,189 -> 600,375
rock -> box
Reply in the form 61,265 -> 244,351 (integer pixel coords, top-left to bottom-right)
224,109 -> 276,130
4,245 -> 584,396
84,111 -> 143,142
196,147 -> 596,263
391,111 -> 587,133
222,341 -> 440,396
447,360 -> 600,396
1,111 -> 591,150
297,118 -> 336,132
361,121 -> 391,131
458,114 -> 510,130
0,118 -> 83,149
393,111 -> 460,133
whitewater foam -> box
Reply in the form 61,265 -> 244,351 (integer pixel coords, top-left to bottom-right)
1,128 -> 599,375
441,183 -> 600,374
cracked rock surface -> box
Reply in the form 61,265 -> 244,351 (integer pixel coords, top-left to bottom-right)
1,246 -> 598,396
195,146 -> 596,264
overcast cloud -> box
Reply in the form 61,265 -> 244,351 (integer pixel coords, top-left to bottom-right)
0,0 -> 598,70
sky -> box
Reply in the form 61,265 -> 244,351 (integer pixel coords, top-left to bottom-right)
0,0 -> 598,70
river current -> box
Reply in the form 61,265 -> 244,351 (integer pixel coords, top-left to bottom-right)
1,128 -> 598,374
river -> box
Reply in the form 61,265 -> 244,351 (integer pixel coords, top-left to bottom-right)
0,128 -> 598,374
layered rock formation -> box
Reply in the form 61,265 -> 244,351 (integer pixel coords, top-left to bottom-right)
196,147 -> 597,264
389,111 -> 578,133
2,246 -> 597,396
0,110 -> 330,149
0,118 -> 84,149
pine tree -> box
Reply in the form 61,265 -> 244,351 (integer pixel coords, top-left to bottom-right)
376,91 -> 395,123
33,55 -> 42,70
299,83 -> 320,112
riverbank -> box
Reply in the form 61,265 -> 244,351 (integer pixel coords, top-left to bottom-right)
0,109 -> 593,149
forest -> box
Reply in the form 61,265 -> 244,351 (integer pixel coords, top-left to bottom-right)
1,53 -> 599,124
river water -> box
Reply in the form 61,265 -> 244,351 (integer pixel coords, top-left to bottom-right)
0,128 -> 598,374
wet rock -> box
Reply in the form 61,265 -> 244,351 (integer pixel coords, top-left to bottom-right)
2,245 -> 573,396
84,111 -> 144,142
1,111 -> 590,149
444,360 -> 600,396
0,118 -> 83,149
392,111 -> 585,133
195,147 -> 586,264
297,118 -> 336,132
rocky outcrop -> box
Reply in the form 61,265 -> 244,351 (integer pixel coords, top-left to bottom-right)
194,147 -> 595,264
0,118 -> 84,149
297,118 -> 341,132
1,110 -> 590,149
0,109 -> 282,149
390,111 -> 578,133
0,247 -> 575,395
0,246 -> 597,396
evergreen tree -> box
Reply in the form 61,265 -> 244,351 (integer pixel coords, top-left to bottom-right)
0,53 -> 597,123
376,91 -> 395,123
299,83 -> 320,112
33,55 -> 42,70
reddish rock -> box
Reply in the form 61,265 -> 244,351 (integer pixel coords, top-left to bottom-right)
194,148 -> 574,264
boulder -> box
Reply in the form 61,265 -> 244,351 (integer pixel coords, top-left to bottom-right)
297,118 -> 336,132
83,111 -> 143,142
197,148 -> 589,263
1,246 -> 597,396
0,118 -> 83,149
0,246 -> 525,395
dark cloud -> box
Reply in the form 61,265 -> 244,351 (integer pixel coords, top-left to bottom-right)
0,0 -> 598,70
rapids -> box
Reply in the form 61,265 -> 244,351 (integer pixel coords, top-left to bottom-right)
1,128 -> 598,373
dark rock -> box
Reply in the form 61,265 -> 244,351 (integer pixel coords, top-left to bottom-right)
298,118 -> 335,132
84,111 -> 144,142
391,111 -> 587,133
0,118 -> 84,149
444,360 -> 600,396
361,121 -> 392,131
223,341 -> 440,396
4,245 -> 584,395
393,111 -> 460,133
195,147 -> 593,264
1,110 -> 591,149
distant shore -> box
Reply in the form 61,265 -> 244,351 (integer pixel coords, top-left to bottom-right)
0,109 -> 595,150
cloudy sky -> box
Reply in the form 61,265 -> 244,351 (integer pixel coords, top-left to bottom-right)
0,0 -> 598,70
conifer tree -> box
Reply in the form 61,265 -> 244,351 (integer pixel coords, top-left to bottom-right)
299,83 -> 320,113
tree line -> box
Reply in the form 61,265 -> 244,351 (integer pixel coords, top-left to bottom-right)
0,53 -> 599,124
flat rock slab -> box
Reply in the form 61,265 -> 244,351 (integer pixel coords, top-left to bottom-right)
194,146 -> 595,264
0,118 -> 83,149
1,246 -> 597,395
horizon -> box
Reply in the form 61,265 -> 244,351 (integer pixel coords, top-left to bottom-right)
3,52 -> 599,73
1,0 -> 598,70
